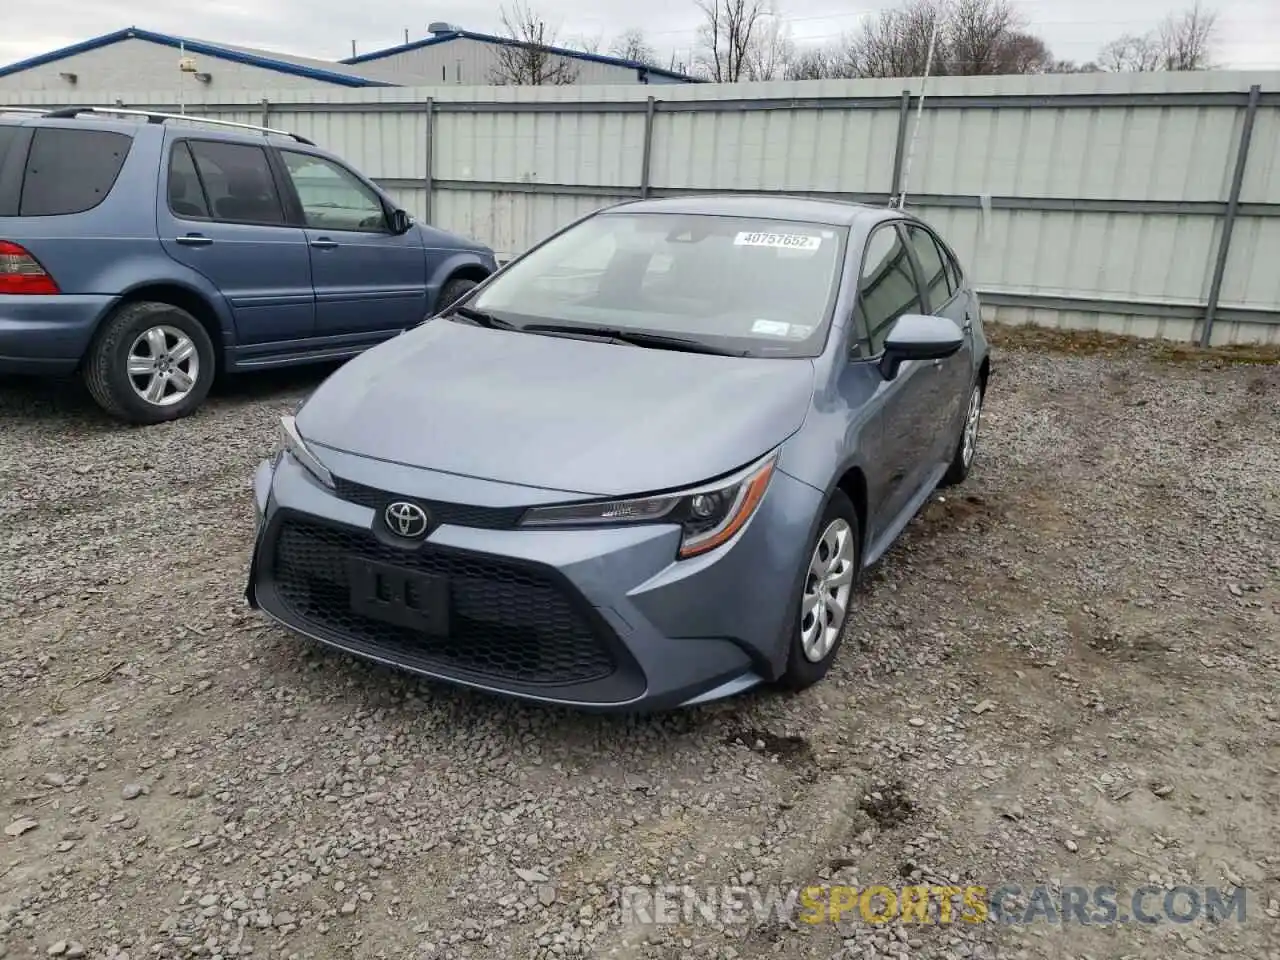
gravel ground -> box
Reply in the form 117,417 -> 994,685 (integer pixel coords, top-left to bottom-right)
1,335 -> 1278,960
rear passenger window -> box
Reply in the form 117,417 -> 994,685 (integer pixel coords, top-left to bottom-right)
0,126 -> 28,215
0,126 -> 21,173
167,142 -> 210,219
905,225 -> 951,310
19,128 -> 133,216
855,225 -> 922,356
938,238 -> 962,294
186,140 -> 284,225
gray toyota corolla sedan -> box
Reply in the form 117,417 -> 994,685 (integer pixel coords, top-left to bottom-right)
246,195 -> 991,712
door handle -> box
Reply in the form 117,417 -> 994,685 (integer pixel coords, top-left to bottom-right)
962,315 -> 973,332
310,238 -> 339,250
175,234 -> 212,246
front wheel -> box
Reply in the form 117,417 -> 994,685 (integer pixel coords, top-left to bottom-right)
940,380 -> 984,487
435,277 -> 479,315
83,301 -> 215,425
778,489 -> 861,692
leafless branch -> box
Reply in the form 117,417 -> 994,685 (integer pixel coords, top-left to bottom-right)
488,1 -> 581,85
693,0 -> 771,82
609,28 -> 658,66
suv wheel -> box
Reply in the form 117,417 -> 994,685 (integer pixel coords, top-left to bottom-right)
779,489 -> 861,692
435,277 -> 479,314
84,301 -> 215,425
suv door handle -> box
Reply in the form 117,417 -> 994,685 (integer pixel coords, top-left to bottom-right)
310,238 -> 339,250
175,234 -> 212,246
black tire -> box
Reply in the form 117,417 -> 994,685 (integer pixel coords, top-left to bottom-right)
778,489 -> 862,692
83,301 -> 216,425
939,378 -> 985,488
435,276 -> 479,315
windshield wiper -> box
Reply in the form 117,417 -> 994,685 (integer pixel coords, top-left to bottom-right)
447,306 -> 520,330
521,323 -> 744,356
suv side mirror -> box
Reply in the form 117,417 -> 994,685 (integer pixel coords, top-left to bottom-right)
390,209 -> 414,235
879,313 -> 963,381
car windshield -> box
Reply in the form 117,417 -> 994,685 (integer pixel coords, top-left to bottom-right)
469,212 -> 847,358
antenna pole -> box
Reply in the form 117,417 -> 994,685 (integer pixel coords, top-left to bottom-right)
896,15 -> 939,209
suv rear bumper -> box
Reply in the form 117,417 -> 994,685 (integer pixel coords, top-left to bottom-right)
0,294 -> 115,374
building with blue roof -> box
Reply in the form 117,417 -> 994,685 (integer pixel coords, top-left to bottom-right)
0,25 -> 697,96
343,23 -> 697,85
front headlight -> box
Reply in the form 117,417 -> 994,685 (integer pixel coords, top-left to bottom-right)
279,415 -> 334,489
520,451 -> 777,559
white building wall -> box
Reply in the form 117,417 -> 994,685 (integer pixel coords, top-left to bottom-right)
347,38 -> 650,86
0,38 -> 369,94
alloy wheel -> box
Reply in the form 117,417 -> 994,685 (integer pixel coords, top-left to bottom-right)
127,325 -> 200,407
800,517 -> 855,663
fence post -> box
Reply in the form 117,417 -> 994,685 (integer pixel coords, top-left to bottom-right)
888,89 -> 911,205
424,96 -> 435,224
260,98 -> 270,130
640,95 -> 656,199
1200,83 -> 1261,348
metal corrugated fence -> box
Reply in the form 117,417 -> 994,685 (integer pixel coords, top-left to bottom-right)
5,71 -> 1279,345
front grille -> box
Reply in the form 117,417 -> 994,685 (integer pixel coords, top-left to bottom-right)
333,478 -> 524,530
268,516 -> 617,686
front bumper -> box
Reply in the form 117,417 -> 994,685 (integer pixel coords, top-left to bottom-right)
246,449 -> 823,712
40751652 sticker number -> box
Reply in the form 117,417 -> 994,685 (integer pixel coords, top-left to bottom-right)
733,232 -> 823,251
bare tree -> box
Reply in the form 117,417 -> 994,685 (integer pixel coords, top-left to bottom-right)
1157,2 -> 1217,70
571,34 -> 603,54
846,0 -> 947,79
948,0 -> 1019,75
609,28 -> 658,66
745,15 -> 795,80
993,31 -> 1052,74
693,0 -> 771,82
1097,3 -> 1218,72
784,43 -> 857,80
1046,58 -> 1101,73
488,2 -> 580,85
1098,33 -> 1164,72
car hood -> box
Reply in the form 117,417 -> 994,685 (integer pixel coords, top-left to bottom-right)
296,320 -> 816,497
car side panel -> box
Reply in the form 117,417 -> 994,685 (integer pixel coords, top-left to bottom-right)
0,124 -> 217,368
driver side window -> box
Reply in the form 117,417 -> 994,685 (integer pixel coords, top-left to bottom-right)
853,224 -> 922,357
279,151 -> 387,233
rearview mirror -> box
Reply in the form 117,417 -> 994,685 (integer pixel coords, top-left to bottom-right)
879,314 -> 963,381
390,209 -> 414,235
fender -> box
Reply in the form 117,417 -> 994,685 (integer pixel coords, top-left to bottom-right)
90,262 -> 236,344
426,250 -> 498,306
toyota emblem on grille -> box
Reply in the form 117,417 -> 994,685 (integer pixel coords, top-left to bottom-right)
385,501 -> 430,539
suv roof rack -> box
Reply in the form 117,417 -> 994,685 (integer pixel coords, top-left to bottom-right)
0,107 -> 51,116
40,106 -> 315,146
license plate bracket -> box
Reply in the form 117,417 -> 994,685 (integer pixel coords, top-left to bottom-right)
347,557 -> 449,635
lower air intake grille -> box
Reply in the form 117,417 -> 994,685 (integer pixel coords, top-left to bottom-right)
268,517 -> 617,686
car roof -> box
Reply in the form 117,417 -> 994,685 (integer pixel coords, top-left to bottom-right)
0,112 -> 314,149
602,194 -> 902,228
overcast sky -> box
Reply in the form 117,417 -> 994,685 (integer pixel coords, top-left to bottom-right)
3,0 -> 1278,72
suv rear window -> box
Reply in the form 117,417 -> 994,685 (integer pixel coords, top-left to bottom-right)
0,126 -> 20,172
19,127 -> 133,217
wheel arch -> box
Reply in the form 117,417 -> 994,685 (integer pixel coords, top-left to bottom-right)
99,280 -> 230,374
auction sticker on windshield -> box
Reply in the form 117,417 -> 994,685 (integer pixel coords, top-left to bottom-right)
734,232 -> 822,251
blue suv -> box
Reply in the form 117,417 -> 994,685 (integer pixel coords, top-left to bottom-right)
0,106 -> 497,424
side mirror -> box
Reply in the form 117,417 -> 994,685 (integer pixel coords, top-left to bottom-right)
878,313 -> 963,381
390,209 -> 414,235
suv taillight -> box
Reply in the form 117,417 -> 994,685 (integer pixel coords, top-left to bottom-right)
0,241 -> 59,295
